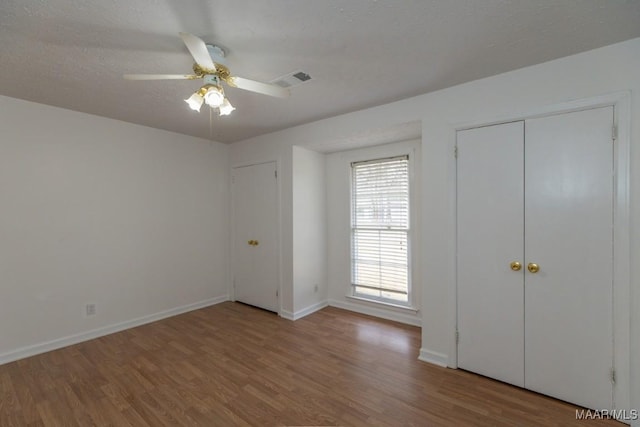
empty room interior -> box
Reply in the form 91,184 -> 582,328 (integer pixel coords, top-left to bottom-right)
1,1 -> 640,426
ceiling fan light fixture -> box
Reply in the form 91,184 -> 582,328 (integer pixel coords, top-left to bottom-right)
125,32 -> 291,118
204,85 -> 225,107
219,98 -> 235,116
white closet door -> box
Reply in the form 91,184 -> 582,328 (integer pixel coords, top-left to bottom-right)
524,107 -> 614,410
233,162 -> 279,312
457,121 -> 525,387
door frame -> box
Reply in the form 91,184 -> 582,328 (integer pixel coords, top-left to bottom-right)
230,159 -> 282,315
449,91 -> 631,411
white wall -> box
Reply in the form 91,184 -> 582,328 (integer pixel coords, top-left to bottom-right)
291,146 -> 327,317
230,37 -> 640,416
0,96 -> 230,363
326,140 -> 422,326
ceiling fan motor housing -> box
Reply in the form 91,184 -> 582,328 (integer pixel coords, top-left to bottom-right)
203,74 -> 222,87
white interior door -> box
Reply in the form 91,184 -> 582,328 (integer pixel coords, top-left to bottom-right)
233,162 -> 279,312
457,121 -> 525,387
524,107 -> 614,410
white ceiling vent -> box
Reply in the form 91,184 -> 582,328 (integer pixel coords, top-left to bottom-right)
271,71 -> 312,88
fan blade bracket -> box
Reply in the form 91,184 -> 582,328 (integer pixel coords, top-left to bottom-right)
193,63 -> 229,80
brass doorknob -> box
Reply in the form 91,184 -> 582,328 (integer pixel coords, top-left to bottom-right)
510,261 -> 522,271
527,263 -> 540,273
253,240 -> 259,246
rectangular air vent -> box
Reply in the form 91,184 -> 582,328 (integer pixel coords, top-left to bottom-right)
271,70 -> 312,88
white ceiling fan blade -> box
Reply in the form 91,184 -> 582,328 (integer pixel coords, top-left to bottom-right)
179,32 -> 216,70
124,74 -> 199,80
228,76 -> 290,98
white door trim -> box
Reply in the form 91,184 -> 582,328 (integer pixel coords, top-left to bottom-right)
230,159 -> 282,315
448,91 -> 631,411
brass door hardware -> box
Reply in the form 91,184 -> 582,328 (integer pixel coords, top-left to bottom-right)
510,261 -> 522,271
527,263 -> 540,273
247,240 -> 260,246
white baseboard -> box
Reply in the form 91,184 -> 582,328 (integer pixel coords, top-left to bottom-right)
328,299 -> 421,327
418,348 -> 449,367
280,300 -> 328,321
280,309 -> 295,320
0,295 -> 229,366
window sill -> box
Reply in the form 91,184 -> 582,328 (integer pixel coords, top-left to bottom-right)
345,295 -> 419,313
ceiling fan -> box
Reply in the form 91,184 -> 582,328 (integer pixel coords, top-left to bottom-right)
124,32 -> 289,115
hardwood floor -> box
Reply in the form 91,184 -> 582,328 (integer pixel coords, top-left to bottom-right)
0,302 -> 620,426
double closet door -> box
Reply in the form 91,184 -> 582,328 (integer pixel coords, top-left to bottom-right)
456,107 -> 614,410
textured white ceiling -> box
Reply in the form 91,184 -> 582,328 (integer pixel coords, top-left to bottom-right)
1,0 -> 639,143
306,121 -> 422,154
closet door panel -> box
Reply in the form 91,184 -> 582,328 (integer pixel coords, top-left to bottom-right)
233,164 -> 257,307
524,107 -> 614,410
457,121 -> 525,387
233,162 -> 279,313
250,161 -> 279,312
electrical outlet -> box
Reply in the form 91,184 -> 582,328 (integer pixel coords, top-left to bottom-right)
314,284 -> 319,293
86,304 -> 96,316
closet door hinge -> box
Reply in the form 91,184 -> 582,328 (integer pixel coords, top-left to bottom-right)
612,125 -> 617,141
454,146 -> 458,158
610,368 -> 616,385
455,329 -> 459,344
275,170 -> 278,179
276,289 -> 279,297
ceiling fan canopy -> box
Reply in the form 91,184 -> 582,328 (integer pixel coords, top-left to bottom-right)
124,32 -> 290,115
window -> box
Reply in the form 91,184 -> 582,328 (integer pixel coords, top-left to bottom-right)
351,155 -> 410,306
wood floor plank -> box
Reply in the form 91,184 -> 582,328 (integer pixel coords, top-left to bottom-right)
0,371 -> 21,416
0,302 -> 621,426
7,369 -> 40,424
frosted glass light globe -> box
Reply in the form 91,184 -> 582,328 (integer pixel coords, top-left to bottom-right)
184,92 -> 204,111
204,87 -> 225,107
219,98 -> 235,116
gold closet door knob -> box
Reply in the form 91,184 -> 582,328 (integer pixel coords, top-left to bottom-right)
248,240 -> 255,246
254,240 -> 259,246
510,261 -> 522,271
527,263 -> 540,273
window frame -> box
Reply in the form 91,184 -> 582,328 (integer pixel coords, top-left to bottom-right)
349,153 -> 415,308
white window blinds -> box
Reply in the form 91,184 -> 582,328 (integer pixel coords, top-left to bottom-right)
351,156 -> 410,304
